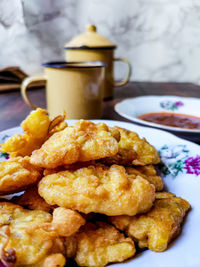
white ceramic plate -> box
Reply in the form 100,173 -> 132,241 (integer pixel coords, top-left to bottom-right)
0,120 -> 200,267
115,95 -> 200,133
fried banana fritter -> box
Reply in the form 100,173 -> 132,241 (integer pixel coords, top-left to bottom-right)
47,111 -> 68,136
0,202 -> 65,266
0,108 -> 67,158
42,253 -> 66,267
43,161 -> 96,177
39,164 -> 155,216
65,234 -> 78,259
0,109 -> 50,157
0,203 -> 86,266
15,186 -> 54,212
156,192 -> 175,199
126,165 -> 164,191
103,127 -> 160,166
110,193 -> 190,252
0,157 -> 41,195
30,120 -> 119,168
52,207 -> 86,237
74,222 -> 135,267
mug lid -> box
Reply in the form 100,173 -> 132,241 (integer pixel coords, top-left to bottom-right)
42,61 -> 106,68
64,25 -> 116,49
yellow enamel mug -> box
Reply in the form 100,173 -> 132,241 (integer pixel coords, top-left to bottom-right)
21,61 -> 105,119
64,25 -> 132,99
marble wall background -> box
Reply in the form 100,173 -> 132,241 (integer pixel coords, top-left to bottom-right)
0,0 -> 200,83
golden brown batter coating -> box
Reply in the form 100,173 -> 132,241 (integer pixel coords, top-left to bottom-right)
30,120 -> 119,169
0,202 -> 65,266
126,165 -> 164,191
156,192 -> 175,199
0,203 -> 86,266
0,157 -> 41,195
0,108 -> 67,158
42,253 -> 66,267
51,207 -> 86,237
110,193 -> 190,252
15,186 -> 54,212
38,164 -> 155,216
0,109 -> 50,157
103,127 -> 160,166
74,222 -> 135,267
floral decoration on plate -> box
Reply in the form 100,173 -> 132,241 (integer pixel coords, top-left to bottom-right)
0,152 -> 9,160
160,100 -> 184,111
184,155 -> 200,176
0,134 -> 10,161
159,144 -> 200,177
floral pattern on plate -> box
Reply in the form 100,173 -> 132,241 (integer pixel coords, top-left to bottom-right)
0,152 -> 9,160
159,144 -> 200,177
184,155 -> 200,176
160,100 -> 184,111
0,134 -> 10,161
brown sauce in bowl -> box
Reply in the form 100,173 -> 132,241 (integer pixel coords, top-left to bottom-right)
138,112 -> 200,129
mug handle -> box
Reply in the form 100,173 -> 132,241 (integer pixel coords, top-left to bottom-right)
21,75 -> 46,109
113,57 -> 132,87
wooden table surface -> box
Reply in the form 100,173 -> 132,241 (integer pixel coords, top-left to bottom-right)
0,81 -> 199,143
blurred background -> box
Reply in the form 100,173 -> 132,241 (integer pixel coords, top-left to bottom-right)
0,0 -> 200,83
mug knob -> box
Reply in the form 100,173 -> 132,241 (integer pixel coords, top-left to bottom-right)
86,24 -> 97,33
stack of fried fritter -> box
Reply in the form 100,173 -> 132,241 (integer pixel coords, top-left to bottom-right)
0,109 -> 190,267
